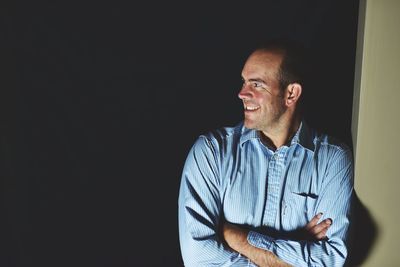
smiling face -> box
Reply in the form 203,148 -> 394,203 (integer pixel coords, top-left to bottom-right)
238,49 -> 288,133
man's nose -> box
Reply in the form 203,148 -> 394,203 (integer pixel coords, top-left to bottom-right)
238,83 -> 252,100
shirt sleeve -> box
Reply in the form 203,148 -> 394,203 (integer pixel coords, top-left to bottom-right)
246,148 -> 354,267
178,136 -> 254,267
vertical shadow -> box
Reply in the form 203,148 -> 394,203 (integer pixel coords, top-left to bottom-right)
346,191 -> 379,266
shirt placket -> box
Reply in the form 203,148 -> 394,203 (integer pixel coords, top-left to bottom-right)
262,148 -> 287,227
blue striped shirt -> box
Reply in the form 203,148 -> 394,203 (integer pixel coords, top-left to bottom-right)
178,121 -> 353,267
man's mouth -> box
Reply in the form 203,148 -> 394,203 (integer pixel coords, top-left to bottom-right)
245,105 -> 260,111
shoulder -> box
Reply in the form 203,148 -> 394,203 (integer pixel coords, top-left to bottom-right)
299,122 -> 352,160
316,132 -> 350,151
185,123 -> 244,175
195,122 -> 244,152
313,131 -> 354,167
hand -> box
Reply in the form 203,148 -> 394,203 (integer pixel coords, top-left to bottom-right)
304,213 -> 332,241
222,221 -> 248,252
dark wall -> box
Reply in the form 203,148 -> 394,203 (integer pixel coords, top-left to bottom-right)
2,1 -> 359,266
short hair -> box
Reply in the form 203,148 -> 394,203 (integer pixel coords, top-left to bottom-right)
253,39 -> 308,91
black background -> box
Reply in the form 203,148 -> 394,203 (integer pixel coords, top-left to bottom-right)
2,1 -> 359,266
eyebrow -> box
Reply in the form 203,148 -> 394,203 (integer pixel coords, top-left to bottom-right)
247,78 -> 266,84
242,75 -> 264,81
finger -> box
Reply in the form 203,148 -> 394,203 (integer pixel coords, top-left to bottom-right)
305,213 -> 323,231
314,228 -> 328,240
309,218 -> 332,235
310,218 -> 332,235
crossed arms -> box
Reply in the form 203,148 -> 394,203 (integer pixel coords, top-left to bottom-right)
222,214 -> 332,267
178,136 -> 353,266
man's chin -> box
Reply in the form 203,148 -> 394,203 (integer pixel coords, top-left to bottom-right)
243,120 -> 257,130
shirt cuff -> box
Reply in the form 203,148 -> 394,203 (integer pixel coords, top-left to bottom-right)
247,230 -> 275,251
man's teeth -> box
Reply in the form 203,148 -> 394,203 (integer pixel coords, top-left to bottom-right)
245,106 -> 260,111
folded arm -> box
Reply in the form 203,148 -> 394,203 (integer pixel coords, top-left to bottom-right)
223,213 -> 332,267
178,137 -> 254,266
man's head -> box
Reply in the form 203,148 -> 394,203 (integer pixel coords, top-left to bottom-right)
238,40 -> 306,133
262,40 -> 307,92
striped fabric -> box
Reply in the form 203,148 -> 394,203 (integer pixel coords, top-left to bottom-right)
178,121 -> 354,267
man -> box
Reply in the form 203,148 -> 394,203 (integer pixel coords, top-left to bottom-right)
178,40 -> 353,266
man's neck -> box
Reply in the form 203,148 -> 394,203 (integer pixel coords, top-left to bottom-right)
260,115 -> 301,151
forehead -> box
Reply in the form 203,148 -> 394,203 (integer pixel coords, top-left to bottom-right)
242,49 -> 284,77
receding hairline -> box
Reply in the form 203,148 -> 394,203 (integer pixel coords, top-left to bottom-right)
247,48 -> 285,63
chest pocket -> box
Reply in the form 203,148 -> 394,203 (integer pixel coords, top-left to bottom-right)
282,192 -> 319,231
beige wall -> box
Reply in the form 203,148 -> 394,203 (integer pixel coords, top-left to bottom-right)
352,0 -> 400,266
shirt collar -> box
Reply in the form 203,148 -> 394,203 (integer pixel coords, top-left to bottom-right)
239,120 -> 315,151
239,124 -> 260,145
291,120 -> 315,151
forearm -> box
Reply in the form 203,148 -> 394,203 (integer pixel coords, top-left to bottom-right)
223,223 -> 292,267
247,230 -> 348,267
224,221 -> 349,267
180,236 -> 249,266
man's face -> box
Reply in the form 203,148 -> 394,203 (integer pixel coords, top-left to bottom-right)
238,50 -> 287,132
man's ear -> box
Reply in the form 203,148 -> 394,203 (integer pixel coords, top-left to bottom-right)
285,83 -> 302,106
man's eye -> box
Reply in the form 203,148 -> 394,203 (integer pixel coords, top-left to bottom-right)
253,82 -> 262,88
